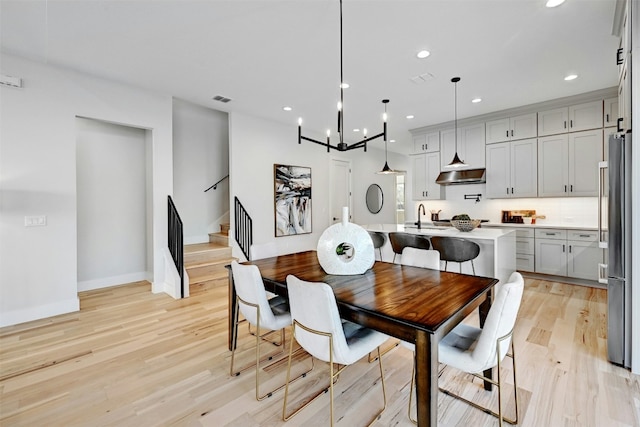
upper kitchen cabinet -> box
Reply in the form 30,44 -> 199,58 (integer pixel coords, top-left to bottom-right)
537,100 -> 603,136
412,131 -> 439,153
440,123 -> 485,171
486,139 -> 537,199
485,113 -> 537,144
538,129 -> 603,197
604,97 -> 619,127
411,152 -> 443,200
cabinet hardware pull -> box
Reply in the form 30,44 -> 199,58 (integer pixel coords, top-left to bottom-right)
617,48 -> 624,65
564,120 -> 567,129
511,130 -> 514,137
425,144 -> 428,150
569,245 -> 572,253
617,117 -> 623,132
506,130 -> 509,138
606,114 -> 609,122
570,119 -> 573,128
511,187 -> 514,194
563,244 -> 565,252
506,187 -> 509,195
545,233 -> 554,235
570,184 -> 573,192
579,234 -> 590,237
564,185 -> 567,192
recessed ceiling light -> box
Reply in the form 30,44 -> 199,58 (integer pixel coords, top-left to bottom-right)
283,106 -> 292,111
564,74 -> 578,81
471,98 -> 482,103
406,115 -> 415,119
340,82 -> 350,89
546,0 -> 565,7
390,139 -> 396,143
353,128 -> 360,132
416,50 -> 430,59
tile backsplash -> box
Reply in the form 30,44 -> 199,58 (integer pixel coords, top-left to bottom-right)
411,184 -> 599,228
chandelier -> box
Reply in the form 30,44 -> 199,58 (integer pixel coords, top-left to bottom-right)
297,0 -> 388,152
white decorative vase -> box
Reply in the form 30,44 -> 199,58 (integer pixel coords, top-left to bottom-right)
316,207 -> 375,275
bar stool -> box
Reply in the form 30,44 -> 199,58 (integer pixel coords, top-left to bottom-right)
388,232 -> 431,263
430,236 -> 480,275
368,231 -> 386,261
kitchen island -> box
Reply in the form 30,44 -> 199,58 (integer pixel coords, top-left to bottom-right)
364,224 -> 516,285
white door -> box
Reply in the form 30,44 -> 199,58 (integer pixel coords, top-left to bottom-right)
330,159 -> 351,223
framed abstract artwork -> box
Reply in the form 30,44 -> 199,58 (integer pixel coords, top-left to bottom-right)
274,164 -> 312,236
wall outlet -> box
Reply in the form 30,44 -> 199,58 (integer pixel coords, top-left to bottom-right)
24,216 -> 47,227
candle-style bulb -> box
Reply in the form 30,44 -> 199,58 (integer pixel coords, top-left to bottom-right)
327,129 -> 331,137
337,101 -> 342,111
383,113 -> 388,122
363,128 -> 368,137
298,117 -> 302,126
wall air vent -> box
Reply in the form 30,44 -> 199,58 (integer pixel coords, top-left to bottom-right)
0,74 -> 23,88
212,95 -> 232,103
410,72 -> 435,85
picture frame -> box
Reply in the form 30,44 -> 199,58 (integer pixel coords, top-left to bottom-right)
274,164 -> 312,237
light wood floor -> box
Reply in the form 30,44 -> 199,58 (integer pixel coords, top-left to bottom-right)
1,276 -> 639,426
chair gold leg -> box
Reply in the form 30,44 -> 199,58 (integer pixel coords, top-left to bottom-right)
283,322 -> 387,426
438,333 -> 519,425
368,339 -> 399,363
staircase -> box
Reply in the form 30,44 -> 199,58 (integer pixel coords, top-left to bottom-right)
184,223 -> 234,284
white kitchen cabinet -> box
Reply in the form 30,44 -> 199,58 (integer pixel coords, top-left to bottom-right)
485,113 -> 537,144
538,100 -> 603,136
535,228 -> 601,281
567,230 -> 601,281
604,97 -> 619,127
440,123 -> 485,170
538,130 -> 602,197
515,228 -> 535,272
412,131 -> 439,153
486,139 -> 537,198
411,152 -> 443,200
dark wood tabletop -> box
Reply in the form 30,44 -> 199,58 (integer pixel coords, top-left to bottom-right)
227,250 -> 498,426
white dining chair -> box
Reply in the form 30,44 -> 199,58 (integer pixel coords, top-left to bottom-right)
402,272 -> 524,425
229,261 -> 309,401
400,247 -> 441,270
283,275 -> 388,427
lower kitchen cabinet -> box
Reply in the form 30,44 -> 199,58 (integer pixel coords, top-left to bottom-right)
534,228 -> 602,280
515,229 -> 535,271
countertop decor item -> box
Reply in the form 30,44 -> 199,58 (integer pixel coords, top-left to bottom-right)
451,219 -> 481,232
316,207 -> 374,274
297,0 -> 388,153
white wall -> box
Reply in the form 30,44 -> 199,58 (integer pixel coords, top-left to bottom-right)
0,53 -> 173,327
172,98 -> 229,244
229,112 -> 408,260
76,118 -> 148,291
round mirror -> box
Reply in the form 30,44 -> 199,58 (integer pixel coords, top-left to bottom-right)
366,184 -> 383,214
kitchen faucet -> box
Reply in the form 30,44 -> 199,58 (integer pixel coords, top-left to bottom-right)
416,203 -> 426,230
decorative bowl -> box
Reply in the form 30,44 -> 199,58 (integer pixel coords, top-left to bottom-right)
451,219 -> 481,232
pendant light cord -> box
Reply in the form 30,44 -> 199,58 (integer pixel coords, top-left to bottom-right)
339,0 -> 344,145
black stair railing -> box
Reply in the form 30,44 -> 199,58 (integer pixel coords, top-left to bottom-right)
234,196 -> 253,261
204,174 -> 229,192
168,195 -> 185,298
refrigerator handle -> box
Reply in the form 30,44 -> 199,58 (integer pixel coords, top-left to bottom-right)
598,263 -> 608,285
598,161 -> 608,248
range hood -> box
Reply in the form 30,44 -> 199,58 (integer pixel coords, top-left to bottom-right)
435,168 -> 486,185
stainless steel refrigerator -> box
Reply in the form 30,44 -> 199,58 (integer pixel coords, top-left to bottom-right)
599,131 -> 632,368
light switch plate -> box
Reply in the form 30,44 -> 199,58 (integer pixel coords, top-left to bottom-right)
24,215 -> 47,227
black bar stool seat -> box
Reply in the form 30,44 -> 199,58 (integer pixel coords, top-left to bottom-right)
430,236 -> 480,275
388,232 -> 431,263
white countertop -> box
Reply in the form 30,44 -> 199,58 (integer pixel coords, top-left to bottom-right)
363,224 -> 514,241
481,222 -> 598,231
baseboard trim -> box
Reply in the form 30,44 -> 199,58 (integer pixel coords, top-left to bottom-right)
78,272 -> 149,292
520,271 -> 606,289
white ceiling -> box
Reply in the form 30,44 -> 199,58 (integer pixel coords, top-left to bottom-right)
1,0 -> 620,153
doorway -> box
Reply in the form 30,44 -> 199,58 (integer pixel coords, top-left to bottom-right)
76,117 -> 152,291
329,158 -> 352,223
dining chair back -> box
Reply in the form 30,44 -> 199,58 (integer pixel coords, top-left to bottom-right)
388,232 -> 431,263
283,275 -> 388,426
400,247 -> 441,270
430,236 -> 480,274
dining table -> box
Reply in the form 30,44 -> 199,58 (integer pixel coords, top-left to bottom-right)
226,250 -> 499,427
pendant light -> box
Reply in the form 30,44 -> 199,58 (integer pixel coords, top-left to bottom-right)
446,77 -> 466,168
377,100 -> 400,174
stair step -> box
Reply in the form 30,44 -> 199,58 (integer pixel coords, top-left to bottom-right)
220,223 -> 230,236
208,232 -> 229,246
184,242 -> 234,285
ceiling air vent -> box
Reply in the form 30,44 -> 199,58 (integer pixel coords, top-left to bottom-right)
212,95 -> 232,103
